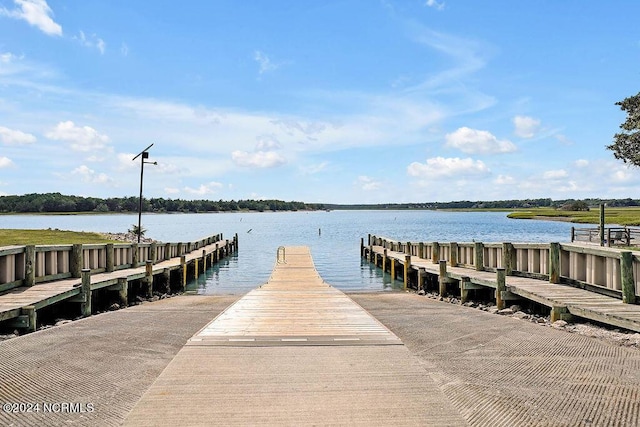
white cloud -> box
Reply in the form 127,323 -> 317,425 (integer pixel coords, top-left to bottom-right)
543,169 -> 568,180
494,174 -> 515,185
232,150 -> 287,168
0,0 -> 62,36
513,115 -> 541,138
357,175 -> 381,191
254,50 -> 278,75
574,159 -> 589,168
407,156 -> 490,178
184,182 -> 223,196
299,162 -> 328,175
255,135 -> 281,150
74,31 -> 106,54
164,187 -> 180,194
425,0 -> 445,11
120,43 -> 129,57
0,156 -> 14,168
71,165 -> 112,184
46,121 -> 110,152
0,126 -> 36,144
445,127 -> 516,154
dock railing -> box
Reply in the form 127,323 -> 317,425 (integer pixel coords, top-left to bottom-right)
367,235 -> 639,304
571,226 -> 640,247
0,233 -> 224,293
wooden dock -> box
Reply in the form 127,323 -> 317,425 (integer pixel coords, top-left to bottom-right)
363,239 -> 640,333
124,247 -> 468,426
0,235 -> 237,332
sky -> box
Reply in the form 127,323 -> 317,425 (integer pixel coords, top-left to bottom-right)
1,0 -> 640,204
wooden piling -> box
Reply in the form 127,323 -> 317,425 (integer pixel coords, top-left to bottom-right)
150,242 -> 157,264
360,238 -> 364,257
25,245 -> 35,287
404,255 -> 411,290
71,244 -> 83,278
202,250 -> 207,271
145,261 -> 153,298
439,260 -> 447,296
162,268 -> 170,294
81,268 -> 91,317
194,256 -> 199,281
551,305 -> 572,323
502,243 -> 514,275
106,243 -> 114,272
24,305 -> 36,333
621,251 -> 636,304
460,276 -> 470,304
383,249 -> 387,273
418,267 -> 425,292
165,243 -> 171,261
418,242 -> 424,259
549,243 -> 560,284
132,243 -> 139,267
474,242 -> 484,271
432,242 -> 440,264
390,256 -> 396,281
180,255 -> 187,291
449,243 -> 458,267
115,277 -> 127,307
496,268 -> 506,310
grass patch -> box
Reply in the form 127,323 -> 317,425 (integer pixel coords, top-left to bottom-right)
0,229 -> 116,246
507,207 -> 640,226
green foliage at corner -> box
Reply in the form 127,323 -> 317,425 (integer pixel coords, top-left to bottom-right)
607,92 -> 640,166
0,229 -> 116,246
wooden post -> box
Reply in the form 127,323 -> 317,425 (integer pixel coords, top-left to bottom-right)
432,242 -> 440,264
450,242 -> 458,267
549,243 -> 560,284
145,260 -> 153,298
621,251 -> 636,304
81,268 -> 92,317
383,249 -> 387,273
418,267 -> 425,292
360,238 -> 364,257
551,305 -> 571,323
177,242 -> 183,256
390,256 -> 396,281
496,268 -> 506,310
406,242 -> 412,255
194,256 -> 199,280
235,233 -> 238,251
132,243 -> 139,267
118,277 -> 128,307
474,242 -> 484,271
25,245 -> 35,287
202,249 -> 207,271
164,243 -> 171,261
150,242 -> 157,264
502,242 -> 514,275
162,268 -> 170,293
71,244 -> 83,278
439,260 -> 447,296
460,276 -> 470,304
599,203 -> 605,247
106,243 -> 114,272
180,255 -> 187,291
24,305 -> 36,332
570,227 -> 575,243
418,242 -> 424,259
404,255 -> 411,290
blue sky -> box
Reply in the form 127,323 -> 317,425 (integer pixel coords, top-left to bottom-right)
1,0 -> 639,204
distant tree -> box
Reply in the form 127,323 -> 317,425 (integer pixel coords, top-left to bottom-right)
607,92 -> 640,166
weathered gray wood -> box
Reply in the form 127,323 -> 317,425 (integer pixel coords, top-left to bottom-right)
432,242 -> 440,264
502,242 -> 514,275
474,242 -> 484,271
162,268 -> 171,294
383,249 -> 387,273
449,242 -> 458,267
24,305 -> 36,332
418,242 -> 425,259
551,305 -> 573,322
164,243 -> 171,261
620,251 -> 636,304
145,261 -> 153,298
549,242 -> 560,284
180,255 -> 187,291
150,242 -> 157,264
418,267 -> 425,292
118,277 -> 128,307
25,245 -> 35,287
71,244 -> 83,278
496,268 -> 506,309
439,260 -> 447,296
404,255 -> 411,290
132,243 -> 139,267
460,276 -> 470,303
106,243 -> 114,272
81,269 -> 91,317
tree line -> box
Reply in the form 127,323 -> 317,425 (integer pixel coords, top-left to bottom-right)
0,193 -> 323,213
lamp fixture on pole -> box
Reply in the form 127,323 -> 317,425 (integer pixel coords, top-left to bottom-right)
132,143 -> 157,243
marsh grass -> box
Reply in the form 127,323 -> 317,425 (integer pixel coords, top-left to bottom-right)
507,207 -> 640,226
0,229 -> 115,246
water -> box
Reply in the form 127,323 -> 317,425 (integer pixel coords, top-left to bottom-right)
1,210 -> 575,294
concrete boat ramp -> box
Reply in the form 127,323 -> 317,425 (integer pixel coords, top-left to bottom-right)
1,246 -> 639,426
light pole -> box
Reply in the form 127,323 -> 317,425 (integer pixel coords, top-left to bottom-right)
132,143 -> 157,243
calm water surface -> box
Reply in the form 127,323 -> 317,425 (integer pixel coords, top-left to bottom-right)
1,210 -> 575,294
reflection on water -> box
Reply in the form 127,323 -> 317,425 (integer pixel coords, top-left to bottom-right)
2,210 -> 575,295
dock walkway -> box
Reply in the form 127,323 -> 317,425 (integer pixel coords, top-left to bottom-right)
367,245 -> 640,332
0,238 -> 234,331
124,247 -> 468,426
